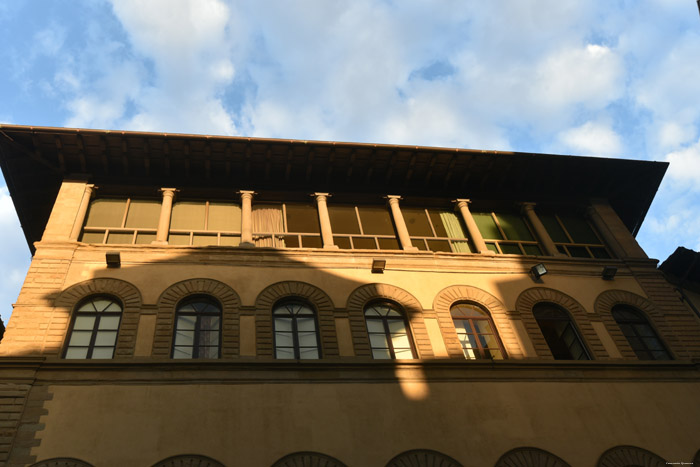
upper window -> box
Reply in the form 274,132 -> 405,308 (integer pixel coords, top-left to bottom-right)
273,300 -> 321,359
612,305 -> 671,360
533,302 -> 591,360
329,205 -> 400,250
169,200 -> 241,246
472,211 -> 542,255
403,207 -> 472,253
80,198 -> 160,244
364,301 -> 415,359
172,295 -> 221,359
64,296 -> 122,359
539,212 -> 610,259
451,302 -> 505,360
253,203 -> 322,248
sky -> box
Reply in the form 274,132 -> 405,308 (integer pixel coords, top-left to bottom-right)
1,0 -> 700,323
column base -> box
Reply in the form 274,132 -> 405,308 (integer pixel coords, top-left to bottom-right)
323,245 -> 340,250
239,242 -> 255,248
151,240 -> 168,245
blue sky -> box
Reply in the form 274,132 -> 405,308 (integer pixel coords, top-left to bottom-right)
1,0 -> 700,323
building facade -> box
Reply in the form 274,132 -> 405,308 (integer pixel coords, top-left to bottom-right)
0,125 -> 698,467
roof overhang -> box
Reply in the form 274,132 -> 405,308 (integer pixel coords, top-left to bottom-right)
0,124 -> 668,253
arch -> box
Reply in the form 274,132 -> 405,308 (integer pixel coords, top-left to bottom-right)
153,279 -> 241,358
254,281 -> 336,358
515,287 -> 604,359
594,289 -> 675,360
596,445 -> 667,467
495,447 -> 570,467
385,449 -> 462,467
433,285 -> 520,358
53,278 -> 142,358
271,451 -> 347,467
151,454 -> 225,467
30,459 -> 94,467
346,283 -> 429,358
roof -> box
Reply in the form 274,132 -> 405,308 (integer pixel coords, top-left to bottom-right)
0,124 -> 668,253
659,247 -> 700,290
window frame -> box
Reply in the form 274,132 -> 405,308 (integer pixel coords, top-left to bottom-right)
533,302 -> 592,360
450,302 -> 507,360
540,212 -> 611,259
364,300 -> 417,360
63,295 -> 123,359
272,299 -> 322,359
168,199 -> 242,246
612,305 -> 672,360
252,202 -> 323,249
80,197 -> 161,245
329,204 -> 401,251
403,207 -> 473,253
472,211 -> 542,256
171,294 -> 222,359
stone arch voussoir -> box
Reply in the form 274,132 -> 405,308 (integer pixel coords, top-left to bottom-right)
55,278 -> 142,309
254,281 -> 335,313
596,445 -> 667,467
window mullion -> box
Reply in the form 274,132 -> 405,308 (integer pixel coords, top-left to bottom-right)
291,316 -> 300,359
384,318 -> 395,358
87,313 -> 100,359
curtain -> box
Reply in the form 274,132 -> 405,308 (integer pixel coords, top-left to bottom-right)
253,205 -> 285,247
439,211 -> 471,253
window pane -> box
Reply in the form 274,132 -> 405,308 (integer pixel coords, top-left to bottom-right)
168,233 -> 191,245
298,332 -> 318,347
334,236 -> 352,249
377,237 -> 400,250
69,331 -> 92,346
274,318 -> 293,332
540,214 -> 569,243
199,330 -> 219,346
474,320 -> 494,333
207,202 -> 241,231
473,213 -> 502,240
500,243 -> 522,255
387,320 -> 407,333
431,210 -> 467,239
200,316 -> 220,331
285,203 -> 321,233
84,199 -> 126,227
328,205 -> 361,234
198,346 -> 219,359
65,347 -> 89,359
276,348 -> 295,359
177,316 -> 196,330
403,208 -> 433,236
173,346 -> 193,359
106,232 -> 134,244
559,215 -> 600,244
299,348 -> 319,359
352,237 -> 377,249
125,199 -> 160,229
135,233 -> 157,244
73,316 -> 96,330
369,333 -> 389,349
94,331 -> 117,346
220,235 -> 241,246
296,317 -> 316,332
394,348 -> 414,359
567,246 -> 590,258
98,316 -> 120,330
391,334 -> 410,349
275,332 -> 294,347
300,236 -> 323,248
358,206 -> 395,235
426,240 -> 452,252
80,232 -> 105,243
523,244 -> 542,256
192,234 -> 218,246
170,201 -> 206,230
174,330 -> 194,346
366,319 -> 384,333
496,213 -> 534,241
372,348 -> 392,359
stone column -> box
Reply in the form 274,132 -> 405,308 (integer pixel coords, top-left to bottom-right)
586,202 -> 635,259
153,188 -> 177,244
239,190 -> 255,248
70,184 -> 96,241
313,193 -> 338,249
386,195 -> 418,251
520,202 -> 561,257
453,199 -> 491,255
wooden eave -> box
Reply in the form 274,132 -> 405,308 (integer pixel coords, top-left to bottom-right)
0,125 -> 668,253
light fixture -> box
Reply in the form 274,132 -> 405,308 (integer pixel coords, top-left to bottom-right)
106,251 -> 121,268
530,263 -> 548,280
602,266 -> 617,280
371,259 -> 386,274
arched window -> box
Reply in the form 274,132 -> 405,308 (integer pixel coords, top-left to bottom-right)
612,305 -> 671,360
364,301 -> 415,359
533,302 -> 591,360
64,296 -> 123,359
273,300 -> 321,359
451,302 -> 505,360
172,295 -> 221,359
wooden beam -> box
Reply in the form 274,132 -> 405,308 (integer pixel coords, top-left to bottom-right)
284,148 -> 293,182
346,150 -> 356,178
99,136 -> 109,174
183,141 -> 190,175
403,151 -> 417,186
245,144 -> 252,179
305,149 -> 314,182
76,133 -> 87,172
163,140 -> 171,176
265,146 -> 271,181
443,153 -> 457,186
384,150 -> 397,183
120,136 -> 129,176
204,142 -> 211,180
143,138 -> 151,176
54,136 -> 66,172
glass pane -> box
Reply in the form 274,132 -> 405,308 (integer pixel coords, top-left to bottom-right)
208,202 -> 241,232
328,205 -> 361,234
275,332 -> 294,348
590,247 -> 611,259
91,347 -> 115,359
92,299 -> 114,312
106,232 -> 134,244
73,316 -> 96,330
391,334 -> 410,349
296,318 -> 316,331
65,347 -> 89,359
98,316 -> 120,330
454,320 -> 474,334
298,331 -> 318,347
403,208 -> 433,236
559,215 -> 600,244
168,233 -> 191,245
69,330 -> 92,346
334,236 -> 352,249
199,330 -> 219,346
276,348 -> 295,359
274,318 -> 293,332
125,199 -> 160,229
372,348 -> 392,359
377,237 -> 401,250
352,237 -> 377,249
198,346 -> 219,359
451,303 -> 486,318
285,203 -> 321,233
500,243 -> 522,255
80,231 -> 106,243
358,206 -> 395,236
299,348 -> 319,359
300,236 -> 323,248
282,235 -> 300,248
479,334 -> 499,348
192,234 -> 218,246
458,332 -> 478,349
177,316 -> 196,330
84,199 -> 126,227
432,210 -> 467,239
523,244 -> 542,256
485,349 -> 503,360
540,214 -> 569,243
394,348 -> 414,359
472,213 -> 502,240
95,331 -> 117,346
496,213 -> 534,241
135,233 -> 157,244
366,319 -> 384,333
387,320 -> 407,333
474,320 -> 493,333
426,239 -> 452,252
486,243 -> 499,253
173,346 -> 193,359
568,246 -> 590,258
174,330 -> 194,346
200,316 -> 220,331
220,235 -> 241,246
369,333 -> 389,349
413,238 -> 428,250
170,201 -> 206,230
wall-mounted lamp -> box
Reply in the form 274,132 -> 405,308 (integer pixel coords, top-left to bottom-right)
371,259 -> 386,274
530,263 -> 548,280
602,266 -> 617,280
106,251 -> 121,268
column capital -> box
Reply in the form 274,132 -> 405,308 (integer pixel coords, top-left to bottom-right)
238,190 -> 256,200
385,195 -> 402,206
520,201 -> 536,210
453,199 -> 471,209
159,187 -> 178,198
312,192 -> 331,201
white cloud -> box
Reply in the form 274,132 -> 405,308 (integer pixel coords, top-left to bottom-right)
665,139 -> 700,186
559,121 -> 623,157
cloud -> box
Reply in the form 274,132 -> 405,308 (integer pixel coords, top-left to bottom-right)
665,139 -> 700,186
0,187 -> 31,323
559,121 -> 623,157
